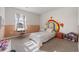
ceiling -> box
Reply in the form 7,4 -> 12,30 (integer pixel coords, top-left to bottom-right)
15,7 -> 60,15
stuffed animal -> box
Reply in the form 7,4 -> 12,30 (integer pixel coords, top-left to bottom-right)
0,39 -> 8,50
64,32 -> 78,42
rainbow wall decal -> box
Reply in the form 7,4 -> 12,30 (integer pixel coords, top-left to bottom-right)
45,17 -> 64,32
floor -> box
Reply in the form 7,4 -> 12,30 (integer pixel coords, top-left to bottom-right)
10,35 -> 78,52
78,36 -> 79,51
40,38 -> 78,52
11,36 -> 30,52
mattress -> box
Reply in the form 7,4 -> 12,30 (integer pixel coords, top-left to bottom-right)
29,31 -> 56,47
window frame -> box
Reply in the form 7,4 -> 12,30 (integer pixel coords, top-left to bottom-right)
15,13 -> 26,32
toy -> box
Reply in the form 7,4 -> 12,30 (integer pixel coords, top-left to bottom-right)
64,32 -> 78,42
0,39 -> 8,51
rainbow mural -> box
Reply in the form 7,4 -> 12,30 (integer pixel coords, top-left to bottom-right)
45,17 -> 64,32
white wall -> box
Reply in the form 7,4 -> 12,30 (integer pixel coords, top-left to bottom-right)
78,8 -> 79,25
0,7 -> 5,39
0,7 -> 40,39
40,8 -> 78,33
77,8 -> 79,52
5,7 -> 40,25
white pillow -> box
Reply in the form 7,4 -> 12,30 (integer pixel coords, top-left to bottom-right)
46,28 -> 53,33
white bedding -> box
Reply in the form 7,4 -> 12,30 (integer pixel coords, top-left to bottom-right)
29,31 -> 56,47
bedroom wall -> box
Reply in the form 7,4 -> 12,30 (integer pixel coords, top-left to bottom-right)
4,7 -> 40,37
0,7 -> 5,39
40,7 -> 78,34
5,7 -> 40,25
78,8 -> 79,25
77,8 -> 79,52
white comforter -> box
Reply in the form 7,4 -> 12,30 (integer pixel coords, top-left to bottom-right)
29,31 -> 56,47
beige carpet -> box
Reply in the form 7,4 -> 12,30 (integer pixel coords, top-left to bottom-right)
40,38 -> 78,52
11,37 -> 78,52
11,36 -> 30,52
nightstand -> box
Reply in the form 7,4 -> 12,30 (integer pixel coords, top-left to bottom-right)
56,32 -> 64,39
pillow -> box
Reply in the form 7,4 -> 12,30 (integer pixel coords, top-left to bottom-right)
46,28 -> 53,33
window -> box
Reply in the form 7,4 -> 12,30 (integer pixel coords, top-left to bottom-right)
15,14 -> 26,32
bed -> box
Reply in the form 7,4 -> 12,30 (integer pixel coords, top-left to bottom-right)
24,17 -> 61,51
24,17 -> 62,51
29,29 -> 56,48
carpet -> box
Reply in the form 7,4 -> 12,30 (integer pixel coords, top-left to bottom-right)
40,38 -> 78,52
